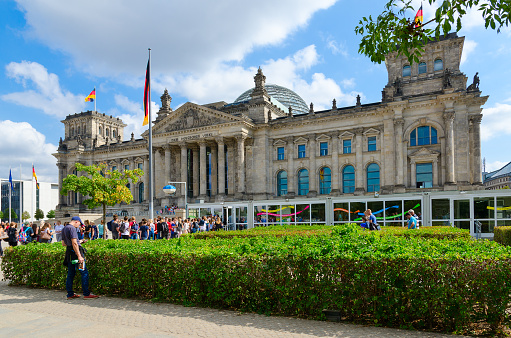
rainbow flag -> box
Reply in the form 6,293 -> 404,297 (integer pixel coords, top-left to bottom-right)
414,5 -> 423,28
85,88 -> 96,102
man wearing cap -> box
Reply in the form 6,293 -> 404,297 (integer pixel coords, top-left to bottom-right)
62,216 -> 99,299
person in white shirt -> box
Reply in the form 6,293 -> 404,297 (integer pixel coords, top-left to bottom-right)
54,221 -> 64,242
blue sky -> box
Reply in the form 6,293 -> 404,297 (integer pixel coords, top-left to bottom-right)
1,0 -> 510,183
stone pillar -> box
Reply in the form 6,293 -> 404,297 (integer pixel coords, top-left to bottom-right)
143,156 -> 149,201
308,134 -> 317,196
227,141 -> 235,195
216,137 -> 225,196
164,146 -> 171,184
211,143 -> 218,196
354,128 -> 364,193
433,158 -> 439,187
411,160 -> 416,188
58,163 -> 67,205
443,111 -> 456,184
286,136 -> 295,196
179,142 -> 188,199
330,132 -> 340,194
199,141 -> 207,197
394,119 -> 405,187
236,135 -> 246,194
130,157 -> 136,200
470,114 -> 483,184
192,145 -> 199,197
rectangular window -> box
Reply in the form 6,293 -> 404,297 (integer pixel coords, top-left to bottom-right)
112,166 -> 117,171
298,144 -> 306,158
416,163 -> 433,188
124,165 -> 130,171
343,139 -> 351,154
319,142 -> 328,156
368,136 -> 377,152
277,147 -> 285,160
138,163 -> 143,170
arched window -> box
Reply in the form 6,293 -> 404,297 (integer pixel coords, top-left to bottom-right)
410,126 -> 438,146
319,167 -> 331,194
297,169 -> 309,196
113,129 -> 117,138
367,163 -> 380,193
71,127 -> 75,136
99,126 -> 102,135
342,165 -> 355,193
276,170 -> 288,196
138,182 -> 144,203
106,128 -> 110,137
77,126 -> 81,134
402,65 -> 411,77
418,62 -> 427,74
83,125 -> 86,134
434,59 -> 443,71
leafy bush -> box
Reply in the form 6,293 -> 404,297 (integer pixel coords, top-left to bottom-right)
494,226 -> 511,246
2,226 -> 509,334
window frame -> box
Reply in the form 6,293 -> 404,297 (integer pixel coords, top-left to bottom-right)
410,126 -> 438,147
297,169 -> 309,196
416,162 -> 433,188
277,146 -> 285,160
342,139 -> 352,154
418,62 -> 427,74
319,167 -> 331,194
402,65 -> 411,77
277,170 -> 288,196
367,136 -> 377,152
367,163 -> 380,193
297,144 -> 306,158
319,142 -> 328,156
342,165 -> 355,194
434,59 -> 443,71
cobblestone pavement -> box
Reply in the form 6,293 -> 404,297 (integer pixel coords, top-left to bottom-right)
0,255 -> 461,337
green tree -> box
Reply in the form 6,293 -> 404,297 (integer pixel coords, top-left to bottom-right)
2,208 -> 18,221
355,0 -> 511,64
0,211 -> 3,220
61,163 -> 143,239
34,208 -> 45,220
22,211 -> 30,221
46,209 -> 56,219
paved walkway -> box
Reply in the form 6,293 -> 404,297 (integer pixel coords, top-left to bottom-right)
0,255 -> 460,337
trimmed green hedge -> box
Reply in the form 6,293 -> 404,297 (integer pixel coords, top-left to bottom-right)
494,226 -> 511,246
2,225 -> 509,334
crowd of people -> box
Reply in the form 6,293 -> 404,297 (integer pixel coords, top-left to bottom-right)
358,208 -> 419,230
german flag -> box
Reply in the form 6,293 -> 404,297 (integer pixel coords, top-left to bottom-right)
32,165 -> 39,189
414,5 -> 423,28
143,59 -> 150,126
85,88 -> 96,102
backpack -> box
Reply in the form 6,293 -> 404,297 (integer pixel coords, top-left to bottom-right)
119,222 -> 126,233
107,220 -> 113,231
18,227 -> 29,244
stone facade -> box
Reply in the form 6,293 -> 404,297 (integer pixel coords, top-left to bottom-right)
53,33 -> 487,216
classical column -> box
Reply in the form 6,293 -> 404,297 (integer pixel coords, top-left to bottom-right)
179,142 -> 188,198
411,160 -> 416,188
216,137 -> 225,196
308,134 -> 317,195
286,136 -> 295,196
58,163 -> 67,205
227,141 -> 235,195
330,132 -> 340,194
433,158 -> 439,187
443,111 -> 456,184
394,119 -> 405,187
130,157 -> 136,200
143,156 -> 149,201
199,141 -> 207,197
211,142 -> 218,196
192,145 -> 199,197
354,128 -> 364,193
470,114 -> 483,184
236,135 -> 246,194
164,146 -> 171,184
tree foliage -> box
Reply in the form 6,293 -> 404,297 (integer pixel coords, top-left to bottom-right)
22,211 -> 30,221
34,208 -> 45,220
0,211 -> 3,220
46,209 -> 55,219
355,0 -> 511,64
2,208 -> 18,221
61,163 -> 143,238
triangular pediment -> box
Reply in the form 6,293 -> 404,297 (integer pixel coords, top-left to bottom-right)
316,134 -> 331,141
339,131 -> 354,138
363,127 -> 380,135
273,139 -> 287,146
148,102 -> 251,135
409,147 -> 440,161
294,136 -> 308,144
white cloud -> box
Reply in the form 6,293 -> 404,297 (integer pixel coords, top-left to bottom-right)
108,95 -> 159,140
1,61 -> 85,118
326,37 -> 348,57
485,160 -> 508,172
460,40 -> 477,65
481,102 -> 511,141
0,120 -> 57,182
15,0 -> 337,78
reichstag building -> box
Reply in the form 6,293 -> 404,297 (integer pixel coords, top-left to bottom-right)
54,33 -> 488,220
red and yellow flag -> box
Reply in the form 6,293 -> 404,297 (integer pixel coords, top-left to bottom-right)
414,5 -> 423,28
143,59 -> 150,126
85,88 -> 96,102
32,165 -> 39,189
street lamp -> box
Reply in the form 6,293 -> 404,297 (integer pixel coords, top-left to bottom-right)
163,181 -> 187,218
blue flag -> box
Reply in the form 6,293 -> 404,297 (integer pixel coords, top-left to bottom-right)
9,169 -> 14,191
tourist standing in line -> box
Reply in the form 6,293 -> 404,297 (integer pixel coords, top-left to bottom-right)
406,212 -> 418,229
62,216 -> 99,299
97,220 -> 105,239
140,220 -> 149,240
120,216 -> 131,239
39,223 -> 53,243
54,221 -> 64,242
130,217 -> 139,239
148,219 -> 155,240
7,223 -> 18,247
110,214 -> 120,240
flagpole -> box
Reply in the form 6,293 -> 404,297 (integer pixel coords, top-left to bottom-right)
148,48 -> 154,222
94,86 -> 97,112
20,164 -> 22,223
9,168 -> 12,224
32,163 -> 34,223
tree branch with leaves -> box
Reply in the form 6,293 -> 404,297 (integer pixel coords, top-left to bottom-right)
355,0 -> 511,64
61,163 -> 144,239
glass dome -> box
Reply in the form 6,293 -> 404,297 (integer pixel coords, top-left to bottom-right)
234,84 -> 308,115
